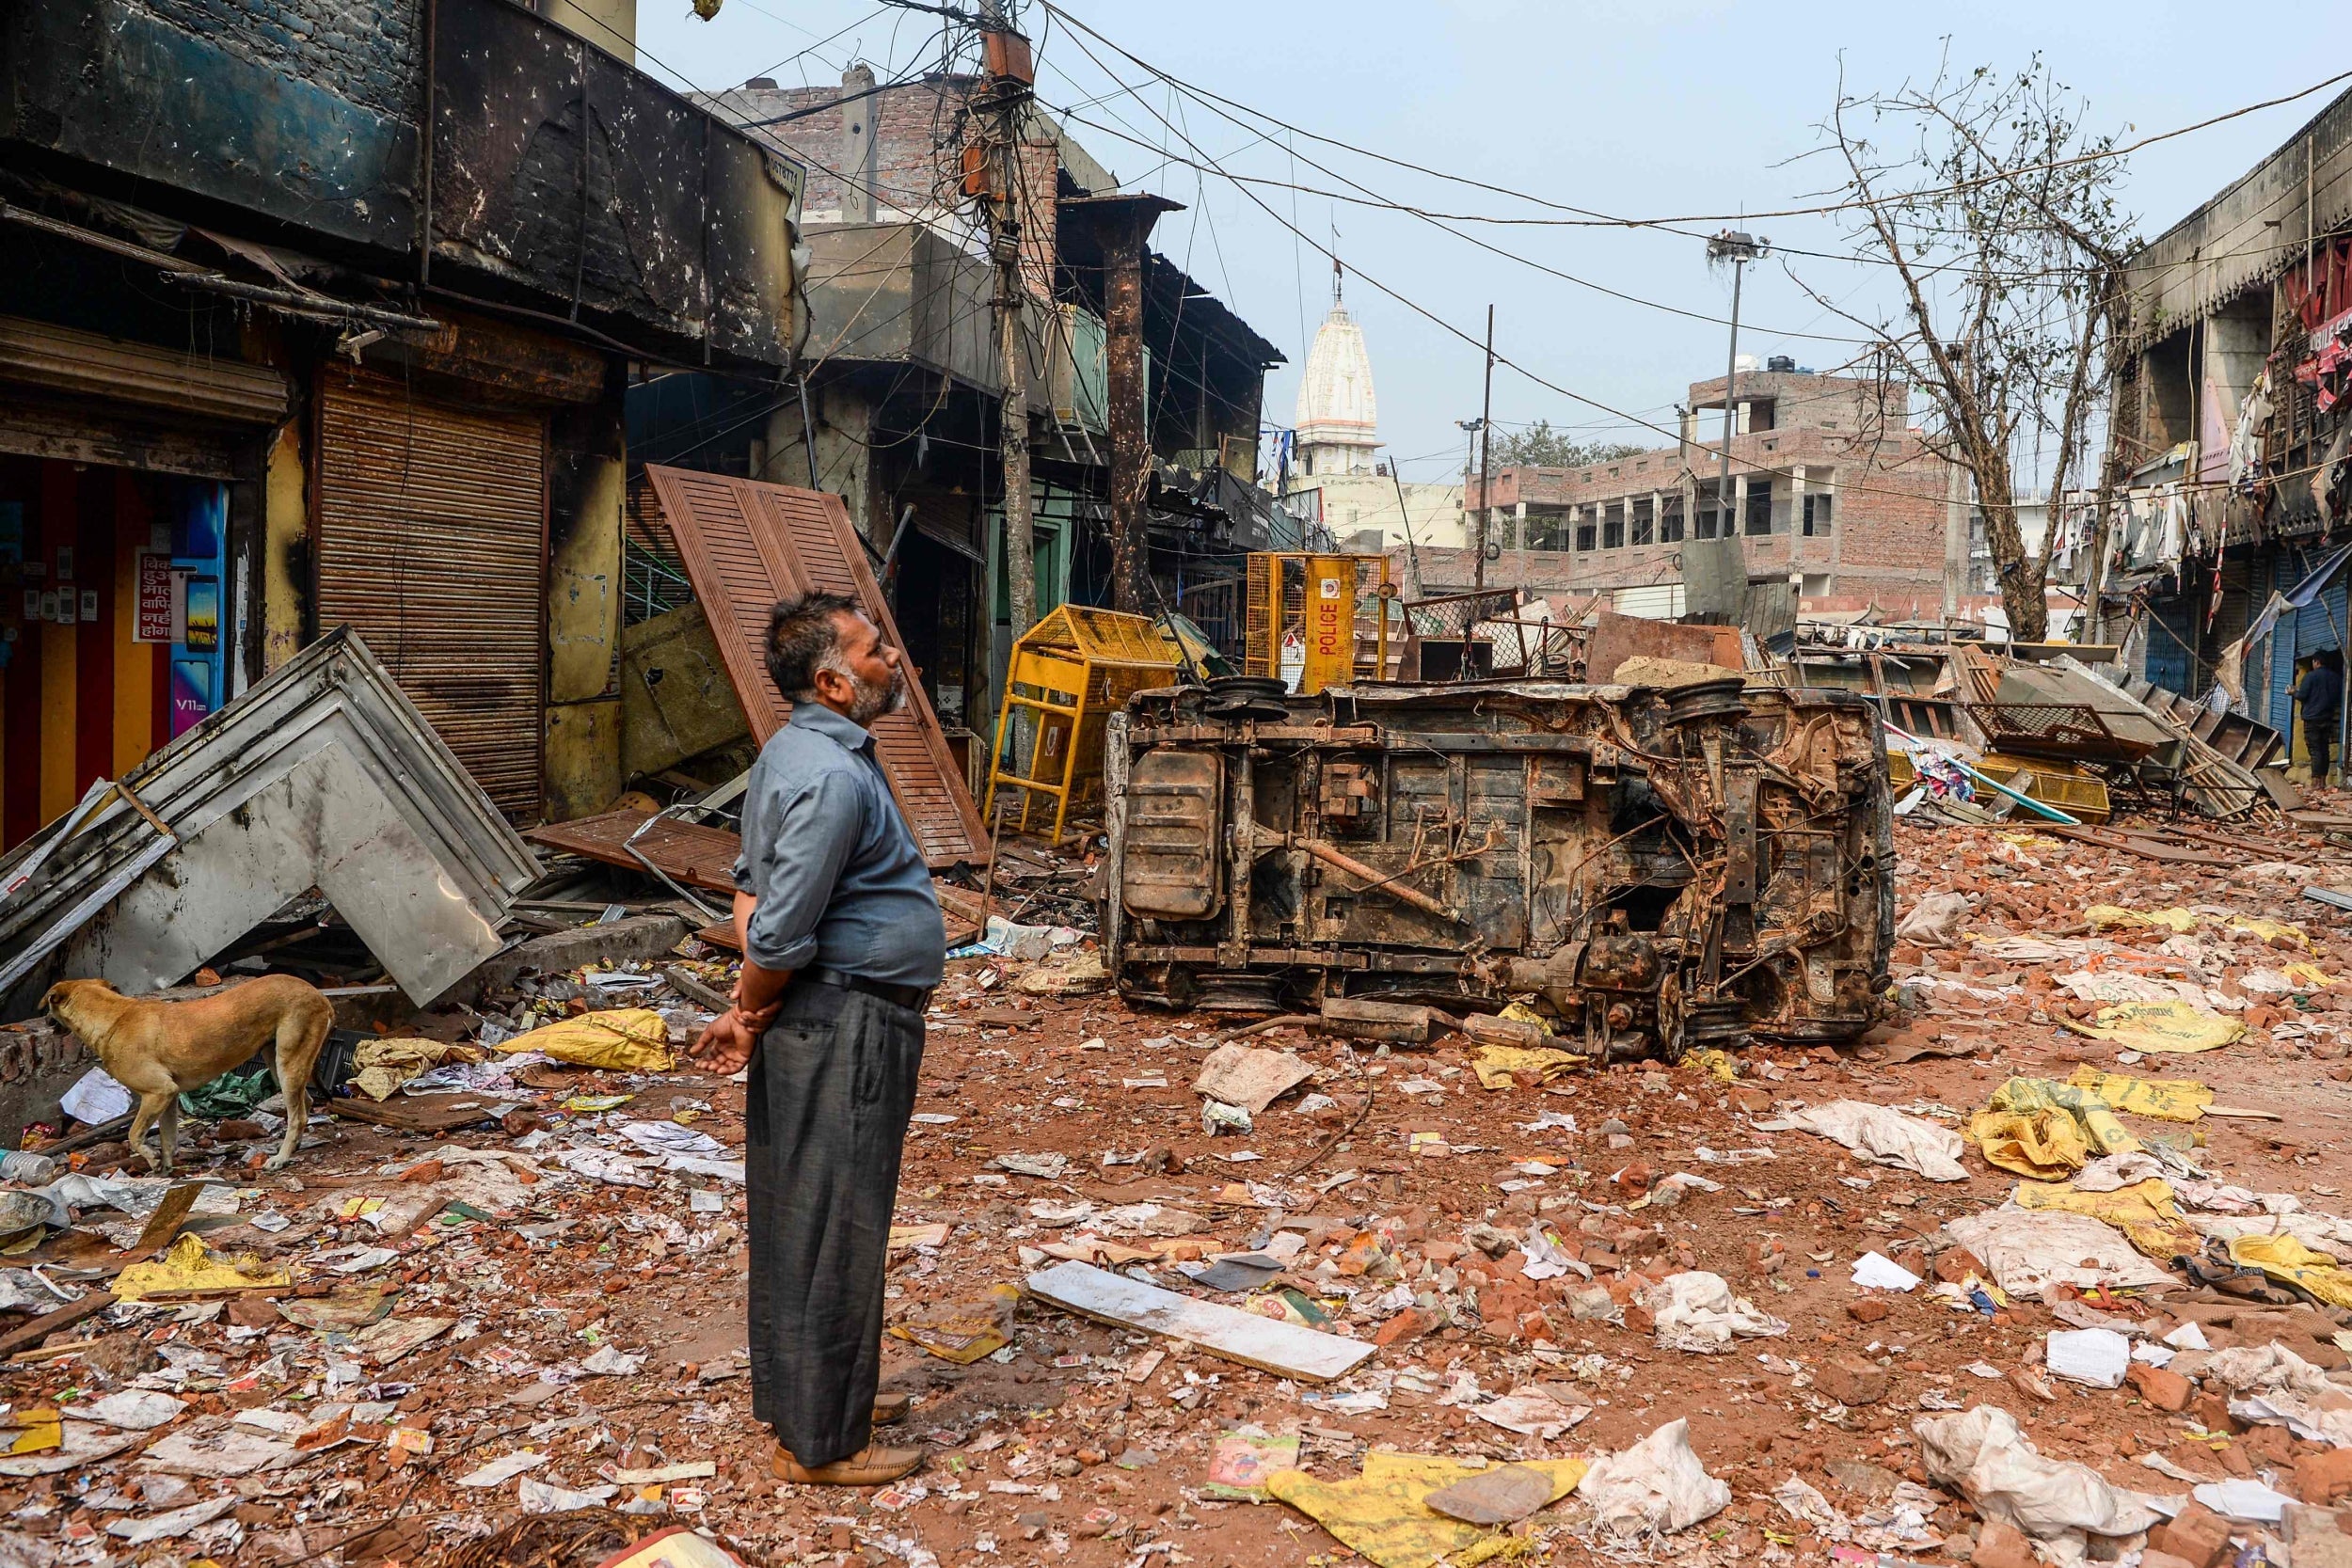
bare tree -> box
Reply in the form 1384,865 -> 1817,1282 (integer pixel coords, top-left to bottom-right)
1795,54 -> 2133,641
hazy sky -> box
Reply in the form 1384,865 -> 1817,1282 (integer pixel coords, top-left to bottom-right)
638,0 -> 2352,484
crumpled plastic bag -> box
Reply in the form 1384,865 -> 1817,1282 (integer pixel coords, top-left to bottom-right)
1768,1100 -> 1967,1181
2011,1178 -> 2200,1262
1645,1272 -> 1788,1354
1895,891 -> 1970,947
1943,1207 -> 2175,1302
1265,1452 -> 1587,1568
2064,1066 -> 2210,1122
1914,1405 -> 2163,1545
1575,1418 -> 1731,1537
489,1009 -> 675,1071
2066,1000 -> 2244,1055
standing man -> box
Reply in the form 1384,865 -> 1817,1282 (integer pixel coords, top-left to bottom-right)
691,591 -> 943,1486
2297,648 -> 2343,789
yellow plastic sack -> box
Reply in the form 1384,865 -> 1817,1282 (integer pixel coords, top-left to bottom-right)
1692,1048 -> 1739,1085
112,1233 -> 293,1302
2067,1000 -> 2245,1054
2086,905 -> 2200,934
2012,1179 -> 2200,1260
1265,1453 -> 1588,1568
2228,916 -> 2312,951
1968,1109 -> 2092,1180
2227,1232 -> 2352,1308
491,1008 -> 676,1071
2064,1065 -> 2212,1122
2281,961 -> 2336,990
1497,1002 -> 1554,1035
1991,1078 -> 2139,1156
1470,1046 -> 1585,1089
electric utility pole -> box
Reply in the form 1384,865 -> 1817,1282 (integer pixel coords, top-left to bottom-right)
1474,304 -> 1494,593
977,1 -> 1037,640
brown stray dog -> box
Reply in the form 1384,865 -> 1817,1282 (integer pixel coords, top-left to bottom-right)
40,975 -> 334,1174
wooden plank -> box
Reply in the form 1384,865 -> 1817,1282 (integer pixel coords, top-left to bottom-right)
0,1292 -> 113,1360
1024,1260 -> 1375,1384
525,809 -> 741,893
643,466 -> 991,869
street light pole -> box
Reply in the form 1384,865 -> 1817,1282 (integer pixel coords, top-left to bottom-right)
1706,230 -> 1764,548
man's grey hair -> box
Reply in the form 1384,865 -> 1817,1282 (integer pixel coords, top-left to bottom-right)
764,591 -> 864,700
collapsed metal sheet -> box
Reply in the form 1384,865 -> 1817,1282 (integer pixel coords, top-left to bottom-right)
1102,677 -> 1894,1058
0,629 -> 540,1016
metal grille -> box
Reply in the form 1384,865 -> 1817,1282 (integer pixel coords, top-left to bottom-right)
314,370 -> 546,819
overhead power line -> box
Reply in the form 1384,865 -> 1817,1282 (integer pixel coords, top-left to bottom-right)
1038,2 -> 2352,234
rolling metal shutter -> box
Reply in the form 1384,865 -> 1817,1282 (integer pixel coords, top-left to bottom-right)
643,465 -> 992,869
315,371 -> 547,818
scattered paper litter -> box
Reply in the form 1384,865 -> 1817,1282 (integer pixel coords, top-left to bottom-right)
458,1449 -> 552,1487
1850,1252 -> 1922,1291
581,1345 -> 647,1376
2193,1477 -> 2294,1523
79,1391 -> 187,1431
519,1477 -> 620,1513
102,1496 -> 238,1544
2044,1328 -> 2130,1388
1472,1386 -> 1590,1439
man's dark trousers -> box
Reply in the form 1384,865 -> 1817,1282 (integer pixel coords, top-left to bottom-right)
2312,715 -> 2336,788
745,978 -> 925,1467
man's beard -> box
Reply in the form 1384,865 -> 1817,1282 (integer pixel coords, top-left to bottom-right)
845,663 -> 908,725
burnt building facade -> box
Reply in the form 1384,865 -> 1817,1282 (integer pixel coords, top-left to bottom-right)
625,68 -> 1284,784
0,0 -> 803,845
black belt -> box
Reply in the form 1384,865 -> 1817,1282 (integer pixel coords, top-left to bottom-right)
801,966 -> 930,1011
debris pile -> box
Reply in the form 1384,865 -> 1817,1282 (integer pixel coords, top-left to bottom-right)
8,655 -> 2352,1566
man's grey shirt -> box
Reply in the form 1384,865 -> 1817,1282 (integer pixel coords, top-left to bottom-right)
730,702 -> 946,989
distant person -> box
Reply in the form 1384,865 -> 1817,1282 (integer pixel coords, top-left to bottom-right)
2297,648 -> 2343,787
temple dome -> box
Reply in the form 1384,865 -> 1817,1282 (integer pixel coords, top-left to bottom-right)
1294,304 -> 1378,476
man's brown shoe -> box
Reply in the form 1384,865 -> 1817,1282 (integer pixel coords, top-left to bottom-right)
772,1441 -> 923,1486
873,1392 -> 912,1425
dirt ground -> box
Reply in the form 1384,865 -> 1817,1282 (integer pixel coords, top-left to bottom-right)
8,806 -> 2352,1567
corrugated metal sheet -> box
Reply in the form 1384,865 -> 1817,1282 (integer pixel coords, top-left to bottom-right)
643,465 -> 992,868
315,371 -> 547,819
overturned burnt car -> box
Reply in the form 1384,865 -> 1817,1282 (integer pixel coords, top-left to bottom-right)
1102,675 -> 1893,1059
